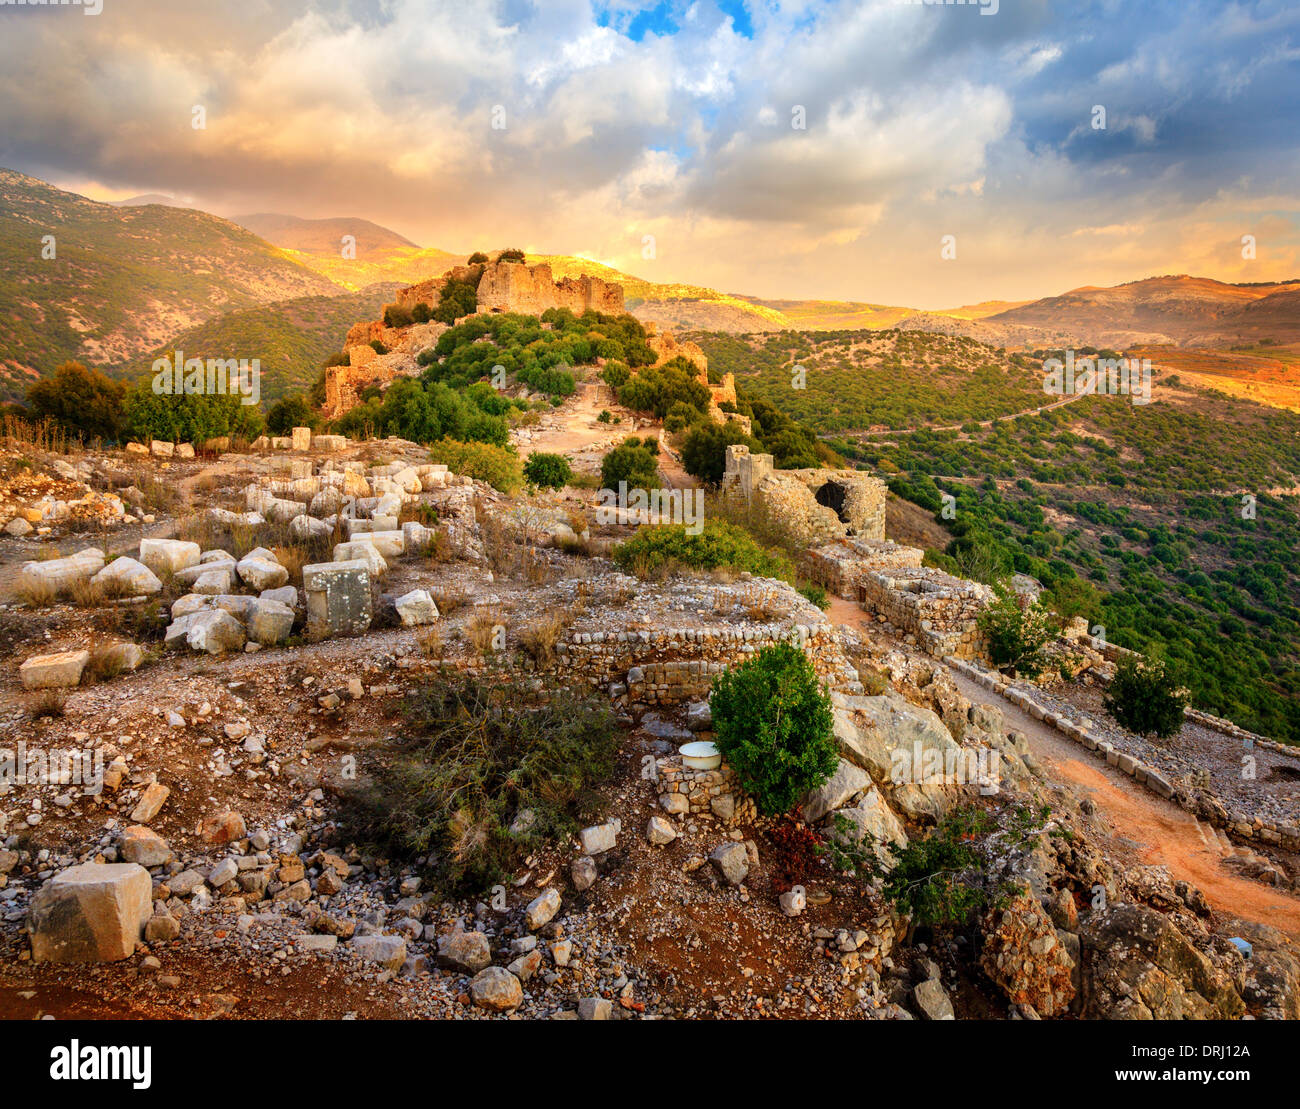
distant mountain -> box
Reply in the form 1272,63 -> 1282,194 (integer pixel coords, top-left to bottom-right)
116,285 -> 400,404
989,275 -> 1300,347
232,213 -> 419,256
0,169 -> 341,402
110,193 -> 183,207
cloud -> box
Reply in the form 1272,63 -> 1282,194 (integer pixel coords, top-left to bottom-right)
0,0 -> 1295,306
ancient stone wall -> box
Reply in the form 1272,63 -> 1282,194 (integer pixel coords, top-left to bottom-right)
858,567 -> 993,660
475,261 -> 624,316
720,445 -> 888,550
799,538 -> 925,600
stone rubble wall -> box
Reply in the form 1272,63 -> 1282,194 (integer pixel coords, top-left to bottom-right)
656,756 -> 758,826
408,619 -> 861,707
858,567 -> 992,660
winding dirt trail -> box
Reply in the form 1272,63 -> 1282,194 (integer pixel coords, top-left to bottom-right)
829,598 -> 1300,937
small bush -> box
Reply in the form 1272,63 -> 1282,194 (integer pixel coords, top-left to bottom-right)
600,437 -> 659,493
384,304 -> 415,329
336,677 -> 617,894
1104,655 -> 1188,738
710,641 -> 836,816
613,519 -> 793,580
427,438 -> 523,494
977,580 -> 1056,678
523,452 -> 573,490
798,582 -> 829,610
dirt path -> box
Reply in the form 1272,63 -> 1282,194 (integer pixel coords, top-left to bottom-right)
828,599 -> 1300,937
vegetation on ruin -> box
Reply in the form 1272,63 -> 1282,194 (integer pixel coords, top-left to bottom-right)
25,361 -> 126,444
977,581 -> 1057,678
613,519 -> 793,581
710,641 -> 837,816
426,437 -> 524,494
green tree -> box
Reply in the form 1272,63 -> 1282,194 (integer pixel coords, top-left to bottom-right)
680,420 -> 760,485
977,580 -> 1056,677
26,361 -> 126,442
600,437 -> 659,492
710,641 -> 836,815
266,394 -> 317,435
1104,655 -> 1188,738
523,452 -> 573,490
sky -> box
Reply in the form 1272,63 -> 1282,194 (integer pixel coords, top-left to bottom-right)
1,0 -> 1297,308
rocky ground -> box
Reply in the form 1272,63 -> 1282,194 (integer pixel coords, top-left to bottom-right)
1,437 -> 1299,1021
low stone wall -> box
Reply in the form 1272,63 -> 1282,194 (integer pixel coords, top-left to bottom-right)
656,756 -> 757,826
946,657 -> 1300,853
859,567 -> 991,660
405,618 -> 861,707
799,538 -> 925,600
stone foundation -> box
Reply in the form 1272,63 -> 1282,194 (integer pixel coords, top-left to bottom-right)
800,538 -> 925,600
656,756 -> 757,826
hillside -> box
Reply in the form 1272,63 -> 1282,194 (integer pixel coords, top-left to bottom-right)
990,275 -> 1300,347
0,169 -> 342,401
116,284 -> 400,404
688,328 -> 1047,433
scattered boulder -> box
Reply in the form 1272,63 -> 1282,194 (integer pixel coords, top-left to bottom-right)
28,863 -> 152,963
437,929 -> 492,973
118,825 -> 173,867
711,842 -> 749,886
394,588 -> 439,627
92,556 -> 163,597
470,966 -> 523,1012
20,649 -> 89,690
139,538 -> 200,577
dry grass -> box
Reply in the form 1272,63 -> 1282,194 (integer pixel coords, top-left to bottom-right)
430,585 -> 469,616
27,688 -> 69,718
465,608 -> 504,655
517,610 -> 570,667
16,576 -> 58,608
739,583 -> 786,621
2,415 -> 73,454
415,625 -> 443,658
84,642 -> 130,683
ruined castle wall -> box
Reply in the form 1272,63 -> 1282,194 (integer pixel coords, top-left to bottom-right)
799,539 -> 925,599
858,568 -> 993,660
475,262 -> 624,316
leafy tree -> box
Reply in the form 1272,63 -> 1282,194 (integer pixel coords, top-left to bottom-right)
523,451 -> 573,490
1104,655 -> 1188,738
497,248 -> 526,263
977,580 -> 1056,677
467,251 -> 489,265
617,357 -> 710,418
384,304 -> 414,328
433,276 -> 479,324
123,384 -> 263,445
26,361 -> 126,442
710,641 -> 836,816
266,394 -> 317,435
426,438 -> 523,494
600,437 -> 659,492
680,419 -> 761,485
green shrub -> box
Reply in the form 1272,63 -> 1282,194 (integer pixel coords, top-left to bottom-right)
497,248 -> 526,263
600,437 -> 659,493
337,677 -> 618,894
1104,655 -> 1188,738
467,251 -> 489,264
411,302 -> 433,324
432,276 -> 479,324
124,384 -> 263,445
384,304 -> 414,329
977,580 -> 1056,677
427,438 -> 523,494
617,356 -> 710,418
523,451 -> 573,490
26,361 -> 126,443
266,393 -> 317,435
680,419 -> 761,485
710,641 -> 836,816
613,519 -> 792,579
798,582 -> 829,610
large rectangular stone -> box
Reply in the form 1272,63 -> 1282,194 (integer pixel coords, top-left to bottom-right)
28,863 -> 152,963
303,559 -> 372,640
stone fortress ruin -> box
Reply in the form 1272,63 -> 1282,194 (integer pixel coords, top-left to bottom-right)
324,252 -> 741,423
